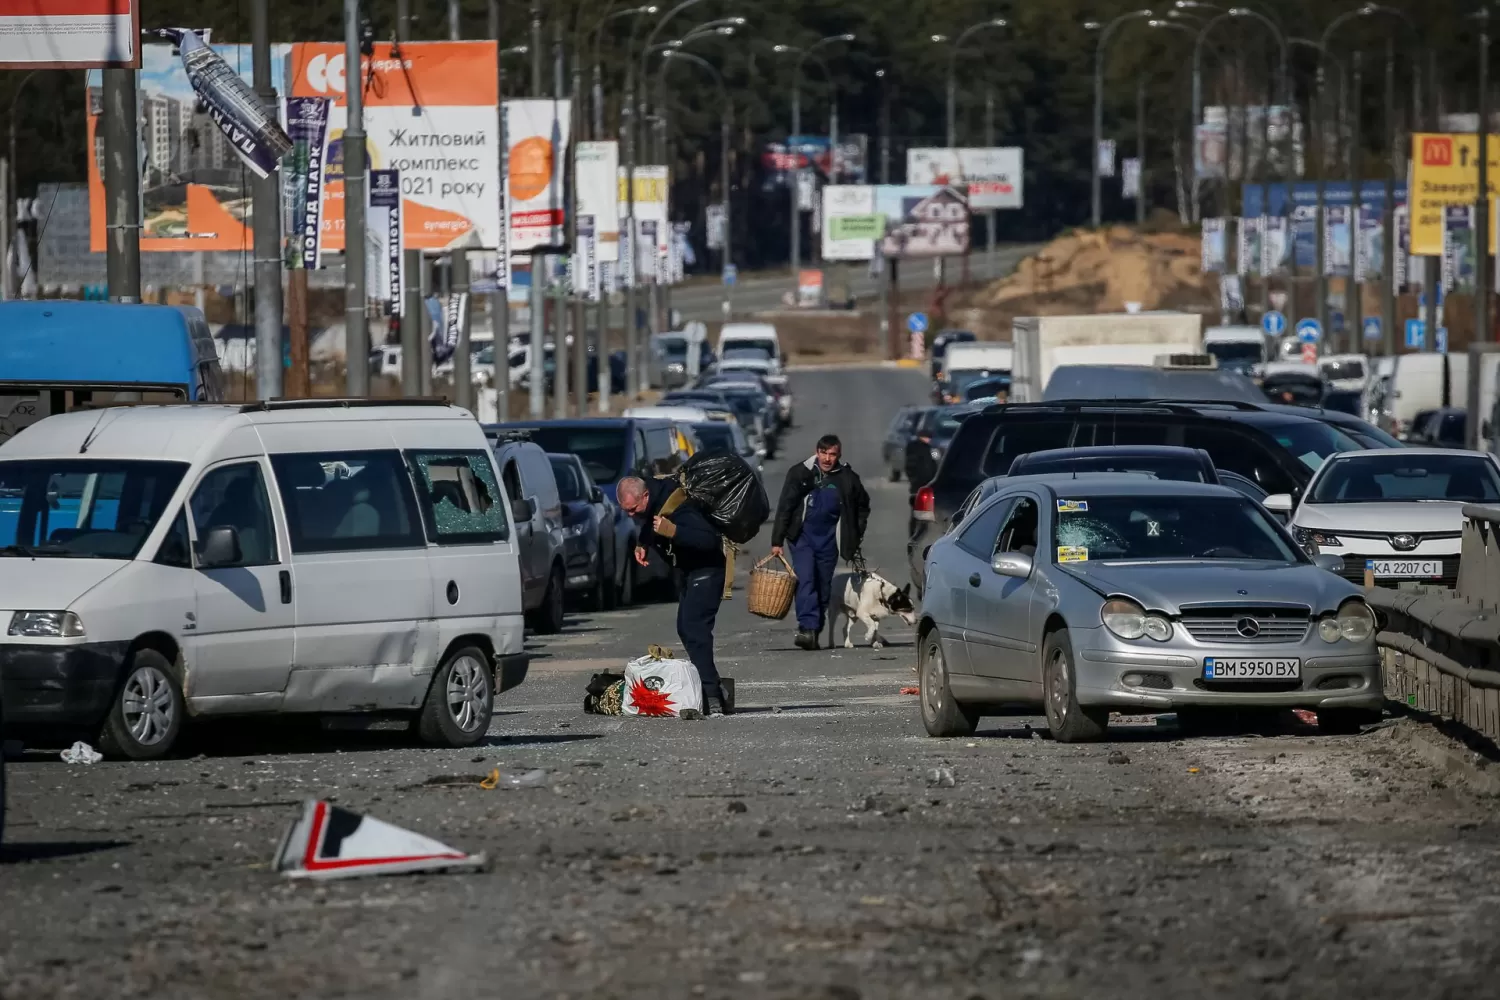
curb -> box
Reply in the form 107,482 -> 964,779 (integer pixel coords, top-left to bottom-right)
1382,712 -> 1500,795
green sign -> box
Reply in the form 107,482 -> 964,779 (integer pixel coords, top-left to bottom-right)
829,213 -> 885,241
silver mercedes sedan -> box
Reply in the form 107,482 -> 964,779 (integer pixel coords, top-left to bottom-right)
917,474 -> 1382,742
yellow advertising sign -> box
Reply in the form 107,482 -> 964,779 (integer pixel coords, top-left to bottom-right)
1409,132 -> 1500,256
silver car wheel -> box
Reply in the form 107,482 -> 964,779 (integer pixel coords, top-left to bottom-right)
922,638 -> 945,722
121,664 -> 176,746
1045,648 -> 1070,730
445,654 -> 491,733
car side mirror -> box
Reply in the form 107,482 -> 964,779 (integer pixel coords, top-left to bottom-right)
197,525 -> 242,568
589,486 -> 604,504
1262,493 -> 1294,515
511,497 -> 536,522
991,552 -> 1033,579
1312,553 -> 1345,573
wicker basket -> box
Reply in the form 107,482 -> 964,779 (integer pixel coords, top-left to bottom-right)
747,552 -> 797,620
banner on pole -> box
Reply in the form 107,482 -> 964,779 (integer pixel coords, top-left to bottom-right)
1121,158 -> 1141,199
503,98 -> 572,252
1194,108 -> 1228,180
1394,205 -> 1410,290
577,214 -> 599,302
1443,204 -> 1476,293
1201,218 -> 1227,273
575,140 -> 619,262
905,148 -> 1024,209
1323,205 -> 1351,277
637,220 -> 658,285
368,169 -> 403,316
1355,208 -> 1384,284
1096,139 -> 1116,179
496,178 -> 510,288
164,29 -> 291,179
283,96 -> 331,270
1237,217 -> 1261,276
432,290 -> 469,365
619,166 -> 666,288
706,203 -> 726,250
1262,216 -> 1288,276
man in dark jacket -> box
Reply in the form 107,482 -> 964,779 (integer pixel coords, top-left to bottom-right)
618,475 -> 728,716
770,434 -> 871,649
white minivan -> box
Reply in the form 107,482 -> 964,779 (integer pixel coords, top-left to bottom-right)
0,399 -> 528,759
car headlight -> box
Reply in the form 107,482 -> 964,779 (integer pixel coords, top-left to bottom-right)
930,446 -> 942,460
566,522 -> 590,537
9,610 -> 85,638
1336,599 -> 1375,642
1317,616 -> 1342,642
1293,527 -> 1342,547
1101,598 -> 1173,642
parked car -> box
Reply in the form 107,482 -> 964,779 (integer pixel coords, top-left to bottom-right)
661,390 -> 739,425
1269,448 -> 1500,590
882,405 -> 924,482
489,418 -> 685,598
963,374 -> 1012,402
917,474 -> 1377,741
692,419 -> 765,486
548,453 -> 618,611
485,431 -> 569,633
903,403 -> 983,494
1257,362 -> 1327,406
695,377 -> 779,457
1405,408 -> 1467,449
0,399 -> 531,758
906,400 -> 1372,596
930,329 -> 977,384
649,332 -> 714,389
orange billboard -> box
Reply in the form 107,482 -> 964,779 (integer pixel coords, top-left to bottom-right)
287,41 -> 501,251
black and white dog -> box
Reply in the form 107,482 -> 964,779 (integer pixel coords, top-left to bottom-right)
828,571 -> 917,650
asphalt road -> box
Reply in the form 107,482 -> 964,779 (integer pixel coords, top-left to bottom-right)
658,247 -> 1040,323
4,367 -> 1500,999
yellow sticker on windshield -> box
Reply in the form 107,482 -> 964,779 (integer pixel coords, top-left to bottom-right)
1056,499 -> 1089,513
1057,545 -> 1089,563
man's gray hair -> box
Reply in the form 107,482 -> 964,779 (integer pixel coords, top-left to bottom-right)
617,476 -> 647,503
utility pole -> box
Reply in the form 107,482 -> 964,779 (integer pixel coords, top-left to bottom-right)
448,0 -> 460,41
397,0 -> 411,42
1136,75 -> 1146,227
1423,48 -> 1439,351
1383,35 -> 1398,360
453,248 -> 473,411
528,1 -> 546,417
252,0 -> 284,399
344,0 -> 369,396
1478,10 -> 1492,351
790,73 -> 801,281
102,68 -> 141,303
571,48 -> 588,417
490,0 -> 508,418
1348,51 -> 1363,351
551,18 -> 569,419
401,250 -> 422,396
985,85 -> 996,272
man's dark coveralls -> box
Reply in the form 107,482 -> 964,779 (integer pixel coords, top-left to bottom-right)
771,456 -> 871,633
637,477 -> 726,700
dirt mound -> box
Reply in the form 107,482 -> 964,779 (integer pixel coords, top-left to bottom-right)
947,226 -> 1216,340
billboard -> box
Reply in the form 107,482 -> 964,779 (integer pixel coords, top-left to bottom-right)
504,98 -> 571,252
575,140 -> 619,262
905,148 -> 1024,210
0,0 -> 138,68
1409,132 -> 1500,257
761,134 -> 869,188
821,185 -> 877,261
289,41 -> 501,251
878,185 -> 969,259
87,41 -> 286,252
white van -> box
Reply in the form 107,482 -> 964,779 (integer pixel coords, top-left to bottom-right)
0,399 -> 528,759
717,322 -> 781,373
1383,352 -> 1468,439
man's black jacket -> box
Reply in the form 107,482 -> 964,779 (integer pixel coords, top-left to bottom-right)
770,456 -> 871,561
636,476 -> 724,573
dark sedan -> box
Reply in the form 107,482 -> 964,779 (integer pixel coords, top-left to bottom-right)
883,405 -> 923,481
903,403 -> 982,493
549,453 -> 618,611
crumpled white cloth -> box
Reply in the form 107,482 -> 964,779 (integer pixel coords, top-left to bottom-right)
60,741 -> 103,765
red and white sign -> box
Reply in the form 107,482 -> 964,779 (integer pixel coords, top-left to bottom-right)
274,799 -> 486,880
906,147 -> 1025,210
1300,343 -> 1318,365
0,0 -> 138,68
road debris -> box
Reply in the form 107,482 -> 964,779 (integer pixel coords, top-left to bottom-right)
927,766 -> 957,788
1107,751 -> 1131,765
899,686 -> 919,695
273,799 -> 486,880
60,741 -> 102,765
480,768 -> 549,790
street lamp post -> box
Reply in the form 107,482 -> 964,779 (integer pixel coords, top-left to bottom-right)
1090,10 -> 1155,229
1290,37 -> 1346,342
662,50 -> 733,319
942,19 -> 1007,150
1478,7 -> 1492,355
2,69 -> 38,301
773,34 -> 852,286
592,5 -> 658,140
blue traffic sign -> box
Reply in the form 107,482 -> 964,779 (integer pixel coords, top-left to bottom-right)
722,263 -> 737,286
1331,310 -> 1346,333
1437,327 -> 1449,354
1261,310 -> 1287,336
1404,318 -> 1425,349
907,312 -> 929,334
1362,316 -> 1382,341
1295,318 -> 1322,344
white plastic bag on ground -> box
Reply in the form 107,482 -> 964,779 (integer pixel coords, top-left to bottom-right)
61,741 -> 102,764
622,654 -> 703,718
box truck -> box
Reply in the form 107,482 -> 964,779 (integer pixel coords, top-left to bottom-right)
1008,312 -> 1205,403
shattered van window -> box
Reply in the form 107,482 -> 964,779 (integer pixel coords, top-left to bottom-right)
409,451 -> 508,544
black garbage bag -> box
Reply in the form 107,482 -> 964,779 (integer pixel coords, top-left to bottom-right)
678,448 -> 770,545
